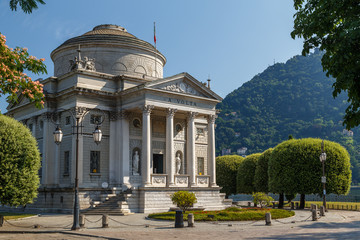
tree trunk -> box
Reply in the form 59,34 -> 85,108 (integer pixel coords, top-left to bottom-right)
278,193 -> 284,209
299,194 -> 305,209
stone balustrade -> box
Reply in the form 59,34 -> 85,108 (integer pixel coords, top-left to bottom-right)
151,174 -> 167,187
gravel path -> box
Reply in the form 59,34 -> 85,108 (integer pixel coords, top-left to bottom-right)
0,209 -> 360,239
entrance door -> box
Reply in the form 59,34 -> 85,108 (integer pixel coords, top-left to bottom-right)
153,154 -> 164,173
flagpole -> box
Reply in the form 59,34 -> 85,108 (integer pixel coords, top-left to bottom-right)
154,21 -> 157,78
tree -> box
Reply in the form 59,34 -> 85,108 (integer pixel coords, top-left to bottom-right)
0,114 -> 41,206
236,153 -> 261,194
254,148 -> 273,193
171,191 -> 197,212
9,0 -> 45,14
252,192 -> 274,208
0,33 -> 46,108
216,155 -> 244,197
268,138 -> 351,209
291,0 -> 360,129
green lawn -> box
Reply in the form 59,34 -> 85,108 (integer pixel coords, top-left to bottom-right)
0,212 -> 35,220
148,207 -> 294,221
295,201 -> 360,211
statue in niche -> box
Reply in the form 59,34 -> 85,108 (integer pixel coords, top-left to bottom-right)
132,151 -> 140,175
175,153 -> 182,175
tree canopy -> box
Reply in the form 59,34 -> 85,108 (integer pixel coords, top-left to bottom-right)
291,0 -> 360,130
9,0 -> 45,13
236,153 -> 261,194
216,155 -> 244,197
0,114 -> 41,206
254,148 -> 273,193
0,33 -> 46,109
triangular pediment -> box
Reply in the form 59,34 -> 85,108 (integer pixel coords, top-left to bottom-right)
6,93 -> 30,111
146,72 -> 222,101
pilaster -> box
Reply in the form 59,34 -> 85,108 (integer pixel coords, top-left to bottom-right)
207,114 -> 217,187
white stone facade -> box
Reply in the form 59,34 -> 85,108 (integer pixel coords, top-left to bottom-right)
6,24 -> 228,213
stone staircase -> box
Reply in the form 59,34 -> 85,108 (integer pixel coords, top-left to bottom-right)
81,191 -> 132,216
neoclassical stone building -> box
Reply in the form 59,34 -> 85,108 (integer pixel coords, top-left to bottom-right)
7,24 -> 229,213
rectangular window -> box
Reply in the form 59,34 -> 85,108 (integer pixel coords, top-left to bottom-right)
65,116 -> 71,125
64,151 -> 70,175
90,115 -> 102,125
197,157 -> 204,175
90,151 -> 100,173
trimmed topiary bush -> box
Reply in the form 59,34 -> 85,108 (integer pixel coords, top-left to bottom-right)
171,191 -> 197,212
254,148 -> 273,193
237,153 -> 261,194
0,114 -> 41,206
268,138 -> 351,208
216,155 -> 244,197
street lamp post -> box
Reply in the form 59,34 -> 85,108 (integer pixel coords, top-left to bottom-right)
319,140 -> 327,212
52,108 -> 104,230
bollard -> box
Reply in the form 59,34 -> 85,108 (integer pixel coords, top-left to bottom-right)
102,214 -> 109,228
312,209 -> 318,221
272,202 -> 276,209
310,204 -> 315,211
188,213 -> 194,227
291,202 -> 294,210
295,202 -> 299,209
248,202 -> 251,207
265,212 -> 271,226
320,206 -> 325,217
79,214 -> 85,228
0,215 -> 3,227
175,210 -> 184,228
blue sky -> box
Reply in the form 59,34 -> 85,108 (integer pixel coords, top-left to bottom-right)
0,0 -> 303,112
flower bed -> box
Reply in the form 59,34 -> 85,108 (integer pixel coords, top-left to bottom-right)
148,207 -> 294,221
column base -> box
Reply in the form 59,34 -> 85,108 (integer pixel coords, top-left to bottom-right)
210,183 -> 219,187
168,183 -> 176,187
190,183 -> 198,187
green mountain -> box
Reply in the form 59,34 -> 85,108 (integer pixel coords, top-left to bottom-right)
216,49 -> 360,184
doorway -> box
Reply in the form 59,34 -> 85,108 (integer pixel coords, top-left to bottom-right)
153,154 -> 164,174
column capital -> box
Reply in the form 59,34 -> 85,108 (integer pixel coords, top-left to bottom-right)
207,114 -> 217,124
187,112 -> 198,121
166,108 -> 177,118
109,110 -> 130,121
142,105 -> 154,115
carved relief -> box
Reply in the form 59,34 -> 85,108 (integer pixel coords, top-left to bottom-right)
176,176 -> 188,184
160,82 -> 202,96
197,177 -> 208,185
153,176 -> 166,184
69,47 -> 96,72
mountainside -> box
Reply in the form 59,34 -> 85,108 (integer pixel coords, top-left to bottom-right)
216,50 -> 360,184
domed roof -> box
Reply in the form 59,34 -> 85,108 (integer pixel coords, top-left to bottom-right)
82,24 -> 136,38
52,24 -> 162,57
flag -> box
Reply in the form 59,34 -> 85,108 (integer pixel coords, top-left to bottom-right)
154,22 -> 157,45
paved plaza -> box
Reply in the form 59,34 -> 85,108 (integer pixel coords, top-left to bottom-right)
1,209 -> 360,239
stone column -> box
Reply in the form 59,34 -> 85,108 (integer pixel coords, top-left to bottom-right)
207,114 -> 217,187
142,105 -> 154,186
187,112 -> 198,187
166,108 -> 177,186
120,111 -> 130,190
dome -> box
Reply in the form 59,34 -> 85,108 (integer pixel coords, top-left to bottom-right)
51,24 -> 166,78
